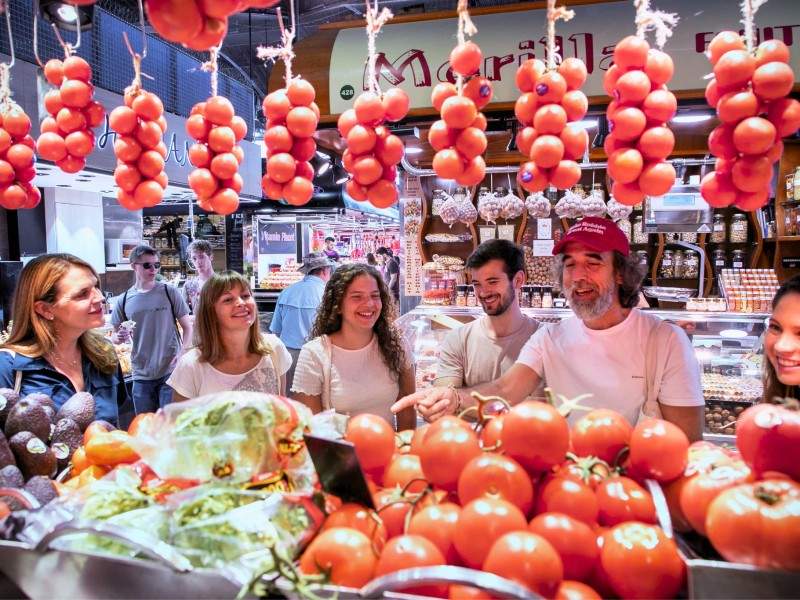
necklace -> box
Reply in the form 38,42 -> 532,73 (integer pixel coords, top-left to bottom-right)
47,350 -> 81,369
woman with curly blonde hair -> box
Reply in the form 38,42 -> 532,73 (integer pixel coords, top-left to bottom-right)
291,263 -> 416,430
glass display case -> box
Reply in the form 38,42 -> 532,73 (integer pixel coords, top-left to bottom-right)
396,306 -> 767,442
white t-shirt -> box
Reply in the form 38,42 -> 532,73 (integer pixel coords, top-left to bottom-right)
291,335 -> 413,425
516,309 -> 703,425
167,334 -> 292,398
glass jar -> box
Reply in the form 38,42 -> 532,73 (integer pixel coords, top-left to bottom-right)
730,214 -> 748,243
542,287 -> 553,308
712,249 -> 727,273
683,251 -> 700,279
794,166 -> 800,201
659,250 -> 675,278
520,286 -> 531,308
531,287 -> 543,308
455,285 -> 468,307
680,231 -> 698,243
466,288 -> 477,307
673,250 -> 685,278
731,249 -> 746,269
633,215 -> 648,244
616,218 -> 632,243
784,207 -> 796,236
710,213 -> 726,243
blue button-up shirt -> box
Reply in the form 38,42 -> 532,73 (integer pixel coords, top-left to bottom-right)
0,350 -> 127,425
269,275 -> 326,350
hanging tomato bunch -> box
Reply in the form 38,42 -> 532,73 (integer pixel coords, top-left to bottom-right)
700,33 -> 800,210
429,41 -> 492,187
515,57 -> 589,193
602,36 -> 677,206
338,87 -> 410,208
186,96 -> 247,215
0,106 -> 39,210
108,90 -> 168,210
262,78 -> 319,206
36,56 -> 105,174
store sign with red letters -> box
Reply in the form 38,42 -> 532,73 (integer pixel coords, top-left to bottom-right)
328,0 -> 799,113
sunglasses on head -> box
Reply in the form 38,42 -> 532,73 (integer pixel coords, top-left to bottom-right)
136,261 -> 161,270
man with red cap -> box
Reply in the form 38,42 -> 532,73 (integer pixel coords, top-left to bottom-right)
392,216 -> 704,441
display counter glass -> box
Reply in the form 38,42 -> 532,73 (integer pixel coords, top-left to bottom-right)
396,306 -> 766,441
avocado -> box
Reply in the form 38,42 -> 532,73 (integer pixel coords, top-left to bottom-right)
0,432 -> 14,469
51,418 -> 82,472
23,476 -> 57,506
0,388 -> 20,429
55,392 -> 95,432
9,432 -> 56,480
23,392 -> 56,412
4,399 -> 51,442
0,465 -> 24,488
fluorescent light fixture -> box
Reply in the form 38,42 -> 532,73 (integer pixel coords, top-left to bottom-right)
315,151 -> 330,160
56,5 -> 78,21
574,119 -> 599,129
317,162 -> 331,176
672,114 -> 713,123
719,329 -> 748,339
405,147 -> 423,155
335,175 -> 349,184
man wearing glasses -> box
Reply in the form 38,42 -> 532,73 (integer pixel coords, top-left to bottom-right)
111,244 -> 193,414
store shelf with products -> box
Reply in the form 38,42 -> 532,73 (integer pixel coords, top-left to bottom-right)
397,305 -> 766,441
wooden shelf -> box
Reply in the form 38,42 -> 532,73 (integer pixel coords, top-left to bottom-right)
778,236 -> 800,242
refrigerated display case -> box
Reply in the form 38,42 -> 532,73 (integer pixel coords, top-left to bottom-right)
396,306 -> 767,442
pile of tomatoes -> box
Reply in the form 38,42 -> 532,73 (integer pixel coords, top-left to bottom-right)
0,107 -> 39,210
144,0 -> 279,51
701,32 -> 800,211
515,57 -> 590,192
338,87 -> 410,208
428,41 -> 492,187
108,90 -> 168,210
186,96 -> 247,215
37,56 -> 105,174
262,78 -> 319,206
603,36 -> 678,206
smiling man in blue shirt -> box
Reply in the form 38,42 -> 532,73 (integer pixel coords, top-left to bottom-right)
270,254 -> 333,391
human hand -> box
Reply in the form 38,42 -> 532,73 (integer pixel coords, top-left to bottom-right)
391,387 -> 458,423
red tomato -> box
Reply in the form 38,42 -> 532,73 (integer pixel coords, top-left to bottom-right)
610,107 -> 647,141
36,132 -> 67,162
5,144 -> 33,171
613,35 -> 650,70
534,104 -> 567,135
352,156 -> 383,187
282,176 -> 313,206
210,153 -> 239,180
286,78 -> 316,107
638,161 -> 676,197
431,82 -> 458,112
529,512 -> 598,581
717,90 -> 759,124
680,459 -> 752,535
408,502 -> 461,563
603,64 -> 622,96
299,527 -> 377,588
516,58 -> 546,93
556,580 -> 602,600
600,522 -> 685,599
733,116 -> 777,155
286,106 -> 318,139
731,154 -> 772,193
368,180 -> 398,208
518,160 -> 549,193
453,497 -> 527,568
608,148 -> 643,184
534,71 -> 567,104
449,41 -> 482,77
629,417 -> 689,482
407,426 -> 428,455
514,92 -> 538,125
376,133 -> 405,165
132,92 -> 164,121
204,96 -> 235,126
571,409 -> 633,466
458,452 -> 533,514
208,126 -> 236,153
706,479 -> 800,570
2,110 -> 31,139
501,401 -> 569,474
616,70 -> 651,105
137,150 -> 165,179
188,168 -> 218,199
57,107 -> 87,133
611,180 -> 645,206
768,97 -> 800,137
561,90 -> 588,122
419,424 -> 481,492
483,531 -> 564,598
558,57 -> 588,90
700,171 -> 738,208
44,58 -> 64,86
645,49 -> 674,86
135,121 -> 163,149
755,39 -> 791,66
346,414 -> 395,475
550,160 -> 581,190
530,135 -> 565,169
263,89 -> 291,122
454,127 -> 487,160
373,488 -> 414,538
708,124 -> 737,159
433,148 -> 465,180
375,535 -> 446,597
382,453 -> 426,494
707,31 -> 746,65
516,126 -> 538,156
354,92 -> 385,125
134,180 -> 164,208
382,87 -> 410,122
735,403 -> 800,481
441,96 -> 478,130
752,62 -> 795,101
560,125 -> 589,161
59,80 -> 92,109
713,49 -> 756,88
596,476 -> 656,526
322,503 -> 388,552
449,585 -> 490,600
637,126 -> 675,161
462,77 -> 493,110
537,474 -> 599,526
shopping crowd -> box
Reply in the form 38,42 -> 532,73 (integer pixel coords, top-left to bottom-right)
1,217 -> 798,438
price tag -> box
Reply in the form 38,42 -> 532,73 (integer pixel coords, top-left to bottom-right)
733,261 -> 744,268
537,218 -> 552,239
479,226 -> 497,243
533,240 -> 555,256
497,224 -> 515,241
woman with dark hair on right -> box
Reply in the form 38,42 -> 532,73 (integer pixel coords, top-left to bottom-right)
763,275 -> 800,402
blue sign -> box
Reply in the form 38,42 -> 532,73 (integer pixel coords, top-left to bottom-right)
258,222 -> 297,255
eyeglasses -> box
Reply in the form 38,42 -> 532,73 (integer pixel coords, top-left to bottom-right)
135,261 -> 161,270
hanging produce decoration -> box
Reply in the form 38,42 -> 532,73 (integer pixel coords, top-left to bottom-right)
186,47 -> 247,215
338,0 -> 410,208
700,0 -> 800,210
603,0 -> 678,206
0,7 -> 38,210
108,25 -> 169,211
516,0 -> 588,193
36,25 -> 104,175
144,0 -> 280,51
430,0 -> 491,187
259,1 -> 318,206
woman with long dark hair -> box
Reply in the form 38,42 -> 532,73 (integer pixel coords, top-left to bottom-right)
291,263 -> 416,429
763,275 -> 800,402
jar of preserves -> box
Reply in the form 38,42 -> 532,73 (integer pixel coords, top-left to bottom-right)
710,213 -> 726,243
794,166 -> 800,201
455,285 -> 468,306
673,250 -> 685,278
659,250 -> 675,278
680,231 -> 698,243
683,251 -> 700,279
731,249 -> 746,269
633,215 -> 648,244
730,214 -> 748,243
786,206 -> 797,236
520,286 -> 531,308
467,288 -> 477,307
712,249 -> 727,272
542,287 -> 553,308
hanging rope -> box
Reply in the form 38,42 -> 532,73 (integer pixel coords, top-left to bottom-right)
122,0 -> 150,95
0,1 -> 16,112
455,0 -> 477,92
741,0 -> 768,53
51,12 -> 81,58
201,46 -> 220,97
256,0 -> 297,87
364,0 -> 393,97
633,0 -> 678,50
546,0 -> 574,70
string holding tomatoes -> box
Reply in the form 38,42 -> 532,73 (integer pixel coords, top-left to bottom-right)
0,104 -> 39,210
701,33 -> 799,210
36,55 -> 105,175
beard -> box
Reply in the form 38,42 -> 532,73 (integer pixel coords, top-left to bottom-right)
567,281 -> 616,321
479,285 -> 515,316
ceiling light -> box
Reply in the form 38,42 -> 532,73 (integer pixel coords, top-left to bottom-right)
317,162 -> 331,176
574,119 -> 599,129
40,0 -> 93,31
672,114 -> 713,123
719,329 -> 748,339
592,115 -> 609,148
405,147 -> 423,155
316,151 -> 330,160
335,175 -> 349,184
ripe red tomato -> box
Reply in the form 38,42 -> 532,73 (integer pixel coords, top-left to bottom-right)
441,96 -> 478,130
44,58 -> 64,86
483,531 -> 564,598
713,50 -> 756,88
132,92 -> 164,121
556,580 -> 602,600
537,474 -> 599,526
755,39 -> 791,67
354,92 -> 386,125
373,488 -> 414,538
733,116 -> 777,155
352,156 -> 384,187
453,497 -> 527,568
637,126 -> 675,161
610,107 -> 647,141
135,120 -> 163,149
286,78 -> 316,107
299,527 -> 377,588
501,401 -> 569,473
514,92 -> 538,125
286,106 -> 318,139
376,133 -> 405,165
708,124 -> 737,159
321,503 -> 388,552
209,152 -> 239,180
608,148 -> 643,184
382,87 -> 410,122
529,512 -> 598,581
534,71 -> 567,104
613,35 -> 650,70
642,89 -> 677,123
629,417 -> 689,482
419,424 -> 481,492
433,148 -> 465,180
188,168 -> 218,199
345,414 -> 395,475
561,90 -> 588,122
59,80 -> 92,109
616,70 -> 651,105
700,170 -> 737,207
558,57 -> 588,91
680,459 -> 752,535
431,82 -> 458,112
454,127 -> 487,160
263,90 -> 291,122
611,180 -> 645,206
707,31 -> 746,65
645,49 -> 674,86
600,522 -> 685,599
282,176 -> 314,206
550,160 -> 581,190
595,476 -> 656,526
717,90 -> 759,124
735,403 -> 800,481
375,535 -> 446,597
638,161 -> 676,197
36,132 -> 67,162
457,452 -> 533,514
530,135 -> 565,168
382,453 -> 426,494
516,58 -> 546,93
560,125 -> 589,161
57,107 -> 87,133
706,479 -> 800,570
518,160 -> 549,193
752,62 -> 795,101
462,77 -> 493,110
731,154 -> 772,193
571,409 -> 633,465
534,104 -> 567,135
408,502 -> 461,563
208,126 -> 236,153
204,96 -> 235,126
449,41 -> 482,77
137,150 -> 165,179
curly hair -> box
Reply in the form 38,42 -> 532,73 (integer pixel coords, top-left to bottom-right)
554,250 -> 646,309
310,263 -> 405,378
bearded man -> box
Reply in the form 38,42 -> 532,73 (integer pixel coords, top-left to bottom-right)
394,217 -> 704,441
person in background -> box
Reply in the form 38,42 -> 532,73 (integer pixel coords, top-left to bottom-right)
182,239 -> 216,314
376,246 -> 400,302
291,263 -> 416,430
270,254 -> 333,391
168,271 -> 291,399
763,275 -> 800,402
112,244 -> 192,414
435,240 -> 540,392
394,217 -> 704,441
0,254 -> 128,425
366,253 -> 378,267
323,236 -> 340,262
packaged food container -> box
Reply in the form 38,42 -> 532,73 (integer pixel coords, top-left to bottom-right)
673,250 -> 685,278
683,251 -> 700,279
710,213 -> 726,243
731,249 -> 746,269
659,250 -> 675,278
730,214 -> 748,243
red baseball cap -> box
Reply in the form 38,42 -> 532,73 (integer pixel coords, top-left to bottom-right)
552,216 -> 630,257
